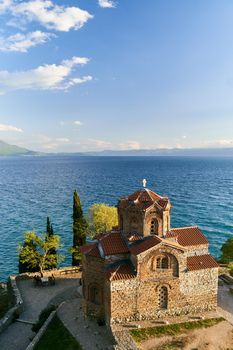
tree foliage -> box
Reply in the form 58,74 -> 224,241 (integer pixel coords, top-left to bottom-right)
88,203 -> 118,236
72,190 -> 87,266
18,231 -> 63,277
19,237 -> 39,274
220,237 -> 233,263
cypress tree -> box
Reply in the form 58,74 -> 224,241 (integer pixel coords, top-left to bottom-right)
46,216 -> 51,236
72,190 -> 87,266
45,217 -> 57,269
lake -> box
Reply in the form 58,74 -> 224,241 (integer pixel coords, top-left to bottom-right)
0,156 -> 233,281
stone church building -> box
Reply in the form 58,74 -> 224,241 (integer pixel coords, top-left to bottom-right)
81,186 -> 218,325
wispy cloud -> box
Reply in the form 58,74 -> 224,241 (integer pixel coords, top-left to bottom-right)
74,120 -> 83,126
98,0 -> 116,9
0,56 -> 92,94
216,139 -> 233,146
0,30 -> 55,52
0,123 -> 23,132
0,0 -> 12,12
0,0 -> 93,32
119,140 -> 141,150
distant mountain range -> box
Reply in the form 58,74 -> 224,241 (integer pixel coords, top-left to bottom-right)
0,140 -> 41,156
1,140 -> 233,157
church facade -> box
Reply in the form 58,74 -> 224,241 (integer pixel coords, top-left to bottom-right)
81,186 -> 218,325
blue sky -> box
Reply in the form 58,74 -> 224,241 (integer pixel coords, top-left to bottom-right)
0,0 -> 233,152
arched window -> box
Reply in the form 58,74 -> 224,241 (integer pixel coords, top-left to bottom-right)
158,286 -> 168,309
161,257 -> 168,269
89,284 -> 102,305
156,256 -> 169,269
150,219 -> 158,235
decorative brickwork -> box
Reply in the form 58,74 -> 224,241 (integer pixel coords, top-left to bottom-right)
81,187 -> 219,326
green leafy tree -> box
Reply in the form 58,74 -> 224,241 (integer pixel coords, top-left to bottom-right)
220,237 -> 233,263
72,190 -> 87,266
18,238 -> 39,273
88,203 -> 118,237
18,231 -> 63,277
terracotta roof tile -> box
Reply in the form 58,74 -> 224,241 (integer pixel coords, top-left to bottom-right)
80,243 -> 101,258
187,254 -> 219,271
80,243 -> 96,255
99,231 -> 129,256
88,245 -> 101,258
167,226 -> 208,246
105,261 -> 136,281
119,188 -> 168,211
130,236 -> 161,255
157,198 -> 169,208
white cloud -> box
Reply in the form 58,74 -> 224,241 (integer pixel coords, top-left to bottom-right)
8,0 -> 93,32
55,137 -> 69,143
98,0 -> 116,8
0,123 -> 23,132
0,56 -> 92,94
0,30 -> 55,52
74,120 -> 83,126
86,138 -> 113,149
0,0 -> 12,13
216,139 -> 233,146
119,140 -> 141,150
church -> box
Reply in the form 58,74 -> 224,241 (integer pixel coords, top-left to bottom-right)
81,182 -> 219,325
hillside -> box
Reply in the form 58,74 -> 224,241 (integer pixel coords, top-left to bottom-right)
0,140 -> 39,156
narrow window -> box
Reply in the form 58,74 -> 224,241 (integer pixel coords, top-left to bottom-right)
156,256 -> 169,269
161,257 -> 168,269
158,286 -> 168,309
150,219 -> 158,235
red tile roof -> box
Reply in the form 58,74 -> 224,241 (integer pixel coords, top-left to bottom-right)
187,254 -> 219,271
80,243 -> 101,258
99,231 -> 129,256
167,226 -> 208,246
130,236 -> 161,255
105,262 -> 136,281
119,188 -> 169,210
80,243 -> 96,254
88,245 -> 101,258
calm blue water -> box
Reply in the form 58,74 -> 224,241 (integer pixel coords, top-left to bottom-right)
0,156 -> 233,281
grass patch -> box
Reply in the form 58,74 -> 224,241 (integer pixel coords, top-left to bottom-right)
156,339 -> 185,350
0,286 -> 10,319
35,314 -> 82,350
130,317 -> 225,343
